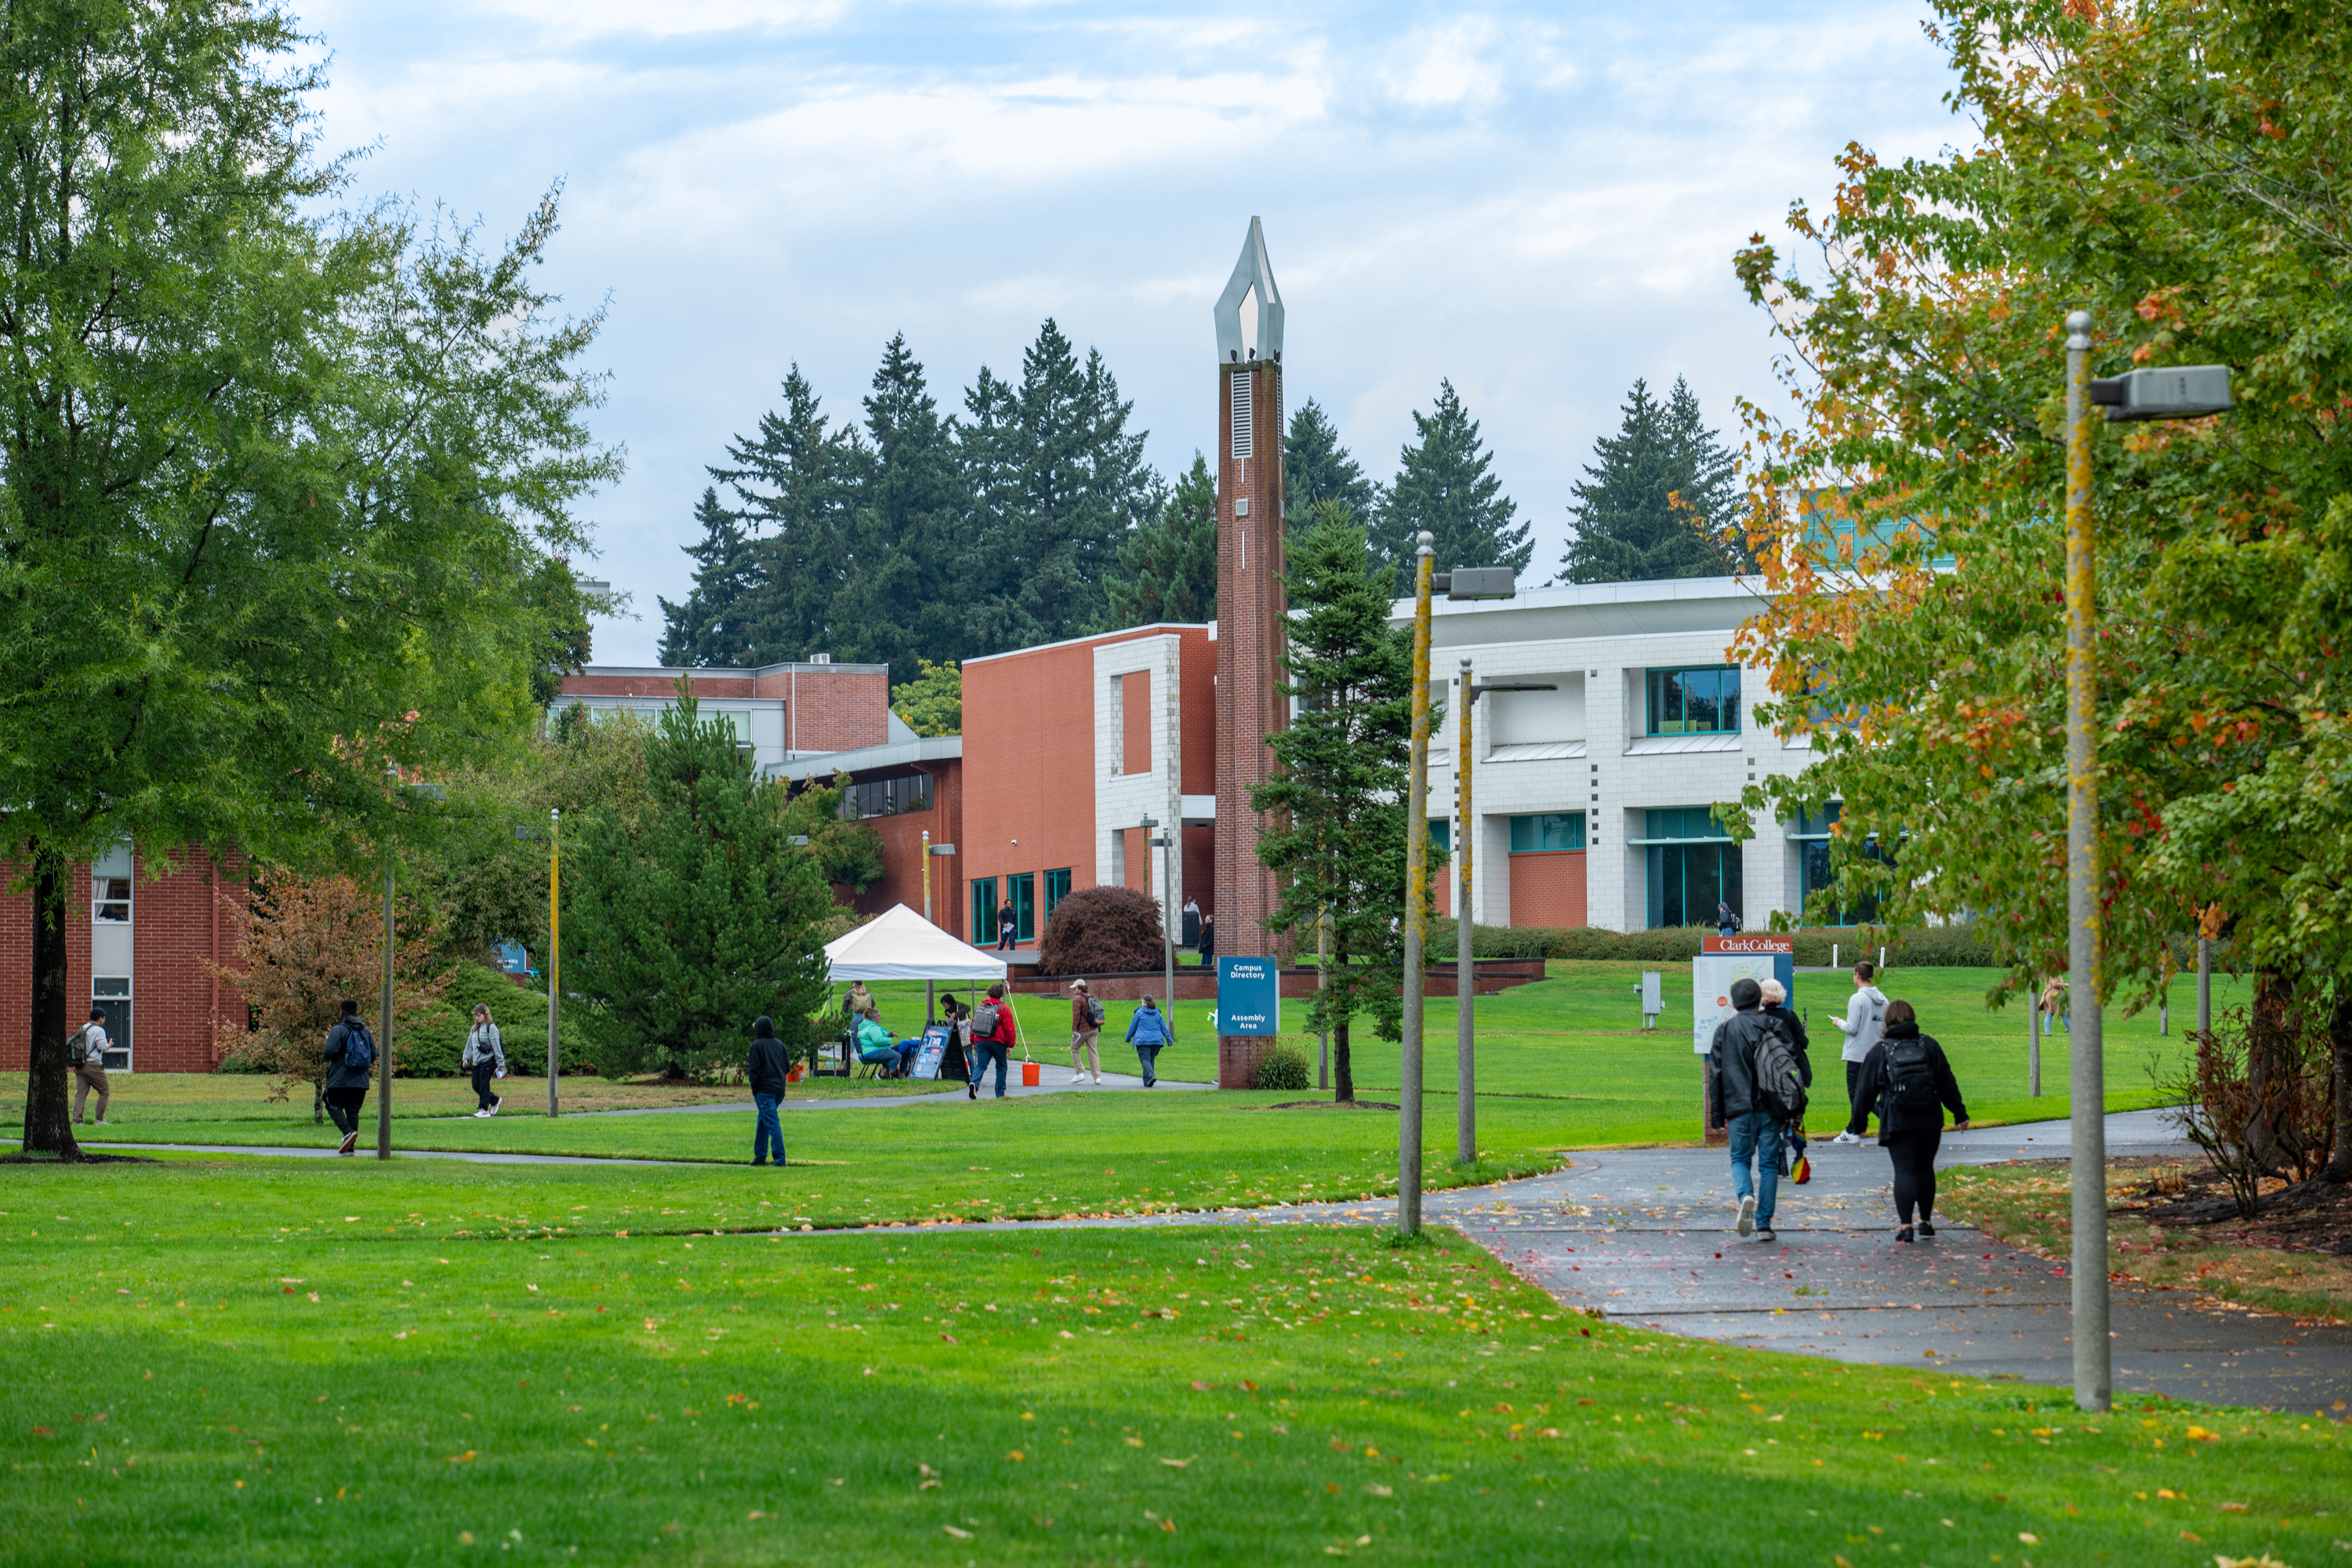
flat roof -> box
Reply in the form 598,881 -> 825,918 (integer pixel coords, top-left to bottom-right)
768,735 -> 963,782
961,622 -> 1209,669
1388,574 -> 1776,645
568,659 -> 890,679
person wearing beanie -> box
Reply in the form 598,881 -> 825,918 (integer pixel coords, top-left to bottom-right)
746,1015 -> 789,1167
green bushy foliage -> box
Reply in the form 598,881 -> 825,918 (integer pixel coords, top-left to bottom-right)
1254,1044 -> 1312,1092
409,962 -> 600,1077
1423,919 -> 1994,968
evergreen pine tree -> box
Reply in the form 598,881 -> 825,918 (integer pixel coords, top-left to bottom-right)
1557,376 -> 1744,583
956,321 -> 1156,652
1283,398 -> 1377,526
1251,500 -> 1432,1102
829,333 -> 964,682
564,684 -> 835,1077
1099,452 -> 1217,630
1371,380 -> 1531,595
710,365 -> 862,664
656,488 -> 759,666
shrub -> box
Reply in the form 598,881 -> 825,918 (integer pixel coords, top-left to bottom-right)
1038,885 -> 1165,975
2158,991 -> 2336,1215
1254,1044 -> 1311,1092
411,962 -> 600,1077
1421,918 -> 1997,967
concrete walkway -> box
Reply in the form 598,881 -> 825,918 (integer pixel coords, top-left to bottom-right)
531,1068 -> 1214,1118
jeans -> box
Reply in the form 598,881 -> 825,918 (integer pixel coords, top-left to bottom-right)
73,1062 -> 110,1122
975,1040 -> 1009,1098
471,1062 -> 499,1110
1134,1043 -> 1162,1085
324,1087 -> 368,1136
1885,1126 -> 1943,1225
753,1092 -> 784,1165
1727,1110 -> 1783,1225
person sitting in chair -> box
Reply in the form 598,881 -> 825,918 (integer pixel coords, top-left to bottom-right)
854,1007 -> 904,1077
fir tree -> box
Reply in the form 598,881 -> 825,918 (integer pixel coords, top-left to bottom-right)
713,365 -> 862,664
1557,376 -> 1744,583
1251,501 -> 1432,1102
1099,452 -> 1217,630
564,684 -> 834,1077
1284,398 -> 1377,526
656,488 -> 759,666
829,334 -> 965,682
1372,380 -> 1531,595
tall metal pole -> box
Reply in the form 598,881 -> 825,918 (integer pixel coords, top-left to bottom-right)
2197,937 -> 2211,1035
1399,532 -> 1435,1236
923,829 -> 934,1025
2063,309 -> 2111,1414
1316,906 -> 1330,1091
378,761 -> 397,1161
1457,657 -> 1476,1166
547,808 -> 561,1118
1161,829 -> 1176,1020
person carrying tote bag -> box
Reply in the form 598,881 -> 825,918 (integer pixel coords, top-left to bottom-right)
461,1005 -> 506,1116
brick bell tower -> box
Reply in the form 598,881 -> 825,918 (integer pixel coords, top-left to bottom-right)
1212,217 -> 1288,1089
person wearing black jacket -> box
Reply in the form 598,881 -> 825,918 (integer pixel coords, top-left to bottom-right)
321,1000 -> 375,1156
1846,1000 -> 1969,1242
746,1016 -> 790,1167
1708,978 -> 1807,1243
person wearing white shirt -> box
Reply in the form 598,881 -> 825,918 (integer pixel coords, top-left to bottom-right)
1831,960 -> 1889,1144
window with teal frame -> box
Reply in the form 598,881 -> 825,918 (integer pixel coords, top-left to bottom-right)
1044,868 -> 1073,921
1792,802 -> 1883,926
1508,813 -> 1586,852
1009,873 -> 1036,943
1642,806 -> 1730,841
971,878 -> 998,945
1428,818 -> 1450,857
1645,666 -> 1740,735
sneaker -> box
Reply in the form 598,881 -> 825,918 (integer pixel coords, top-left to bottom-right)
1834,1131 -> 1861,1145
1737,1195 -> 1755,1236
967,1080 -> 978,1100
473,1109 -> 489,1119
1092,1073 -> 1104,1085
339,1130 -> 358,1155
490,1097 -> 503,1116
1755,1228 -> 1777,1243
1917,1221 -> 1936,1238
1895,1225 -> 1915,1243
1069,1073 -> 1087,1084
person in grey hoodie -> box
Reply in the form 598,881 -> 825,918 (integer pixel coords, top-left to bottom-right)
1831,960 -> 1889,1144
461,1004 -> 506,1117
746,1015 -> 790,1167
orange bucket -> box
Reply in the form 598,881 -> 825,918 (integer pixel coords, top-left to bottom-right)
1021,1061 -> 1040,1087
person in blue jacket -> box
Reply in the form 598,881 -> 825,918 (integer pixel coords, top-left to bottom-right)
1124,996 -> 1174,1087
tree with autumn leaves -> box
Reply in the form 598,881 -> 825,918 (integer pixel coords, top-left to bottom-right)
1727,0 -> 2352,1178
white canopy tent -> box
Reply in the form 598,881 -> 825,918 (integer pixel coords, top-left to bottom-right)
821,903 -> 1005,982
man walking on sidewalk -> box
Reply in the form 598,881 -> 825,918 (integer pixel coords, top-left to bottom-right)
69,1010 -> 113,1125
1068,980 -> 1104,1085
1832,960 -> 1889,1145
746,1014 -> 789,1167
1709,977 -> 1805,1243
321,1000 -> 376,1156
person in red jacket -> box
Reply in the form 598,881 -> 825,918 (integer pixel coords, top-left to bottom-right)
968,982 -> 1019,1099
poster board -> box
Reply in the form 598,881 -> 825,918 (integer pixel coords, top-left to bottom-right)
909,1025 -> 950,1080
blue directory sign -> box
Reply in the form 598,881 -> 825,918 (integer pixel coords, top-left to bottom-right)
1217,956 -> 1280,1036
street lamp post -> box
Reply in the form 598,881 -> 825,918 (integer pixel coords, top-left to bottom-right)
379,763 -> 397,1161
547,809 -> 561,1119
2061,313 -> 2232,1413
1400,534 -> 1436,1236
1142,815 -> 1175,1018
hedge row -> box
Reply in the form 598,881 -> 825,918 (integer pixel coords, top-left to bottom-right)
1425,918 -> 1996,968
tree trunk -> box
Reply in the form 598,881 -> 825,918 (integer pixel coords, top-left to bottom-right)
2244,967 -> 2293,1174
20,844 -> 81,1157
2327,994 -> 2352,1185
1333,1018 -> 1354,1103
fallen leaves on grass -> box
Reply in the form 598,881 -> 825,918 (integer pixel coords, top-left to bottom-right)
447,1450 -> 476,1464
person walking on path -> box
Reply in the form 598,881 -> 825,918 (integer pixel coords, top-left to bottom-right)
1831,960 -> 1889,1144
461,1004 -> 506,1116
1068,980 -> 1105,1084
2039,975 -> 2070,1036
321,1000 -> 376,1156
995,900 -> 1018,953
1715,900 -> 1740,936
1846,1000 -> 1969,1242
69,1009 -> 113,1125
746,1014 -> 790,1167
1759,977 -> 1812,1179
1196,915 -> 1215,967
968,983 -> 1017,1098
1708,977 -> 1807,1243
1125,996 -> 1174,1087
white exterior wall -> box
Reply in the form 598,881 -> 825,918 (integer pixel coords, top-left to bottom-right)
1091,634 -> 1185,915
1412,576 -> 1810,933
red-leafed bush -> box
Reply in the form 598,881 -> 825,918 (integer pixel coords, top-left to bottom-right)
1038,885 -> 1166,975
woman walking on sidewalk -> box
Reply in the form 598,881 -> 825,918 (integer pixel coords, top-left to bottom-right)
462,1004 -> 506,1116
1846,1000 -> 1969,1242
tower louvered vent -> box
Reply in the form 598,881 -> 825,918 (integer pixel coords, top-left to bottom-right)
1230,370 -> 1253,459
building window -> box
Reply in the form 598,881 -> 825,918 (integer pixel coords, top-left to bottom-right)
1508,813 -> 1586,852
1231,369 -> 1253,459
1643,807 -> 1739,928
1794,803 -> 1884,926
94,875 -> 132,923
840,773 -> 932,819
1427,818 -> 1450,857
1646,666 -> 1741,735
1044,868 -> 1073,921
971,878 -> 998,946
1008,873 -> 1036,945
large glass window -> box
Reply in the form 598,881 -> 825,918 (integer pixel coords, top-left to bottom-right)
1009,873 -> 1036,944
970,878 -> 998,945
1508,813 -> 1587,853
1643,808 -> 1739,927
840,773 -> 932,819
1646,666 -> 1741,735
1795,803 -> 1884,926
1044,868 -> 1073,921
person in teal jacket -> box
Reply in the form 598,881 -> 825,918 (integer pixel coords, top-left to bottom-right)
1124,997 -> 1174,1087
855,1009 -> 905,1076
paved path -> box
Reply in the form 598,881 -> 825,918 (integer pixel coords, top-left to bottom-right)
7,1138 -> 683,1166
535,1069 -> 1214,1118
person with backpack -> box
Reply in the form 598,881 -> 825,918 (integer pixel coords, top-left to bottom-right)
460,1004 -> 506,1117
1831,960 -> 1890,1144
1124,996 -> 1174,1087
68,1009 -> 113,1125
746,1014 -> 790,1167
967,983 -> 1018,1098
1708,976 -> 1809,1243
321,1000 -> 376,1156
1068,979 -> 1105,1085
1846,998 -> 1969,1241
1716,901 -> 1741,937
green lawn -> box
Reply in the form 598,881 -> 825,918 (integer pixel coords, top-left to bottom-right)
2,1158 -> 2340,1567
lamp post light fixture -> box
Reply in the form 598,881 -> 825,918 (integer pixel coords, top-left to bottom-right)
1141,815 -> 1175,1018
546,809 -> 561,1117
1453,662 -> 1552,1167
2062,310 -> 2231,1414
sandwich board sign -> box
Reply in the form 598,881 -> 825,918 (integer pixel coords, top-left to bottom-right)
1690,934 -> 1796,1055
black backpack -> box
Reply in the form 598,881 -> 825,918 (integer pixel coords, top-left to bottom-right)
1085,996 -> 1105,1027
1886,1036 -> 1940,1114
1752,1018 -> 1807,1123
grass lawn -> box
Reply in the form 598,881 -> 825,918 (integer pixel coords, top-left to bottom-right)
3,1158 -> 2343,1567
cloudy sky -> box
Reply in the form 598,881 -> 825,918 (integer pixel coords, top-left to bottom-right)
299,0 -> 1965,666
